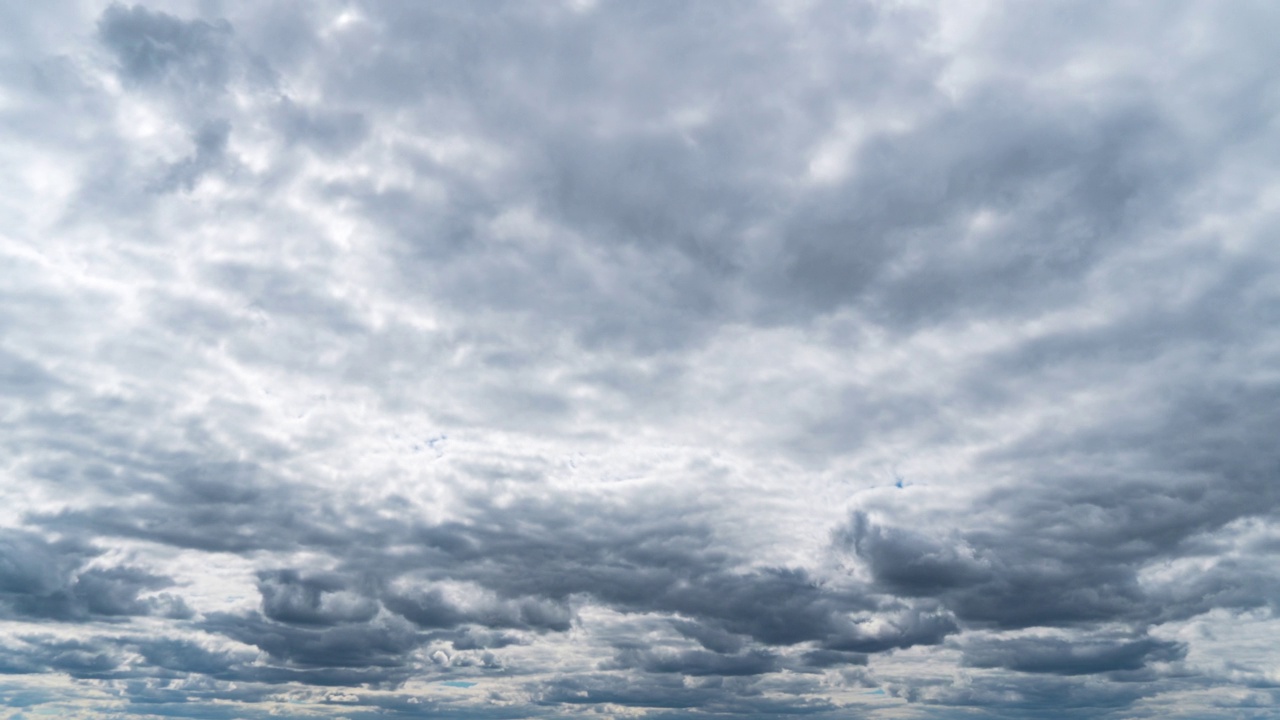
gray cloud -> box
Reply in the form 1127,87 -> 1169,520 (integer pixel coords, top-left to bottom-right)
153,118 -> 231,192
98,3 -> 234,91
0,531 -> 190,622
960,634 -> 1187,676
257,569 -> 381,627
200,610 -> 422,672
2,1 -> 1280,718
608,648 -> 781,677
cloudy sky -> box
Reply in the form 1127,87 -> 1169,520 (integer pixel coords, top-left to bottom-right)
2,1 -> 1279,718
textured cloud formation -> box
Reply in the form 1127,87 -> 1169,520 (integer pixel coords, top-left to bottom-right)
2,1 -> 1280,718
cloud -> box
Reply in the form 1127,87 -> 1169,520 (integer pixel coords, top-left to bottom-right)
608,648 -> 781,677
382,583 -> 573,634
200,611 -> 422,671
131,637 -> 244,678
2,0 -> 1280,718
98,3 -> 234,91
0,530 -> 191,622
1,637 -> 126,680
534,672 -> 837,714
960,633 -> 1187,676
153,118 -> 232,193
257,569 -> 380,627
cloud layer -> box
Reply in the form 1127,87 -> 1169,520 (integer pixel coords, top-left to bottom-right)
2,1 -> 1280,718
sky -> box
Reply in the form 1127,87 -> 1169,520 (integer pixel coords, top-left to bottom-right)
1,1 -> 1279,718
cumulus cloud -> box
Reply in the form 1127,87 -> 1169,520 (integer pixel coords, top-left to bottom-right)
0,530 -> 191,622
2,1 -> 1279,718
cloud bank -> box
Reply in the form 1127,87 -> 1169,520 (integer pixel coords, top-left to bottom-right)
2,1 -> 1279,718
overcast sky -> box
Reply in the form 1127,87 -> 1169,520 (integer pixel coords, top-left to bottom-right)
2,1 -> 1279,718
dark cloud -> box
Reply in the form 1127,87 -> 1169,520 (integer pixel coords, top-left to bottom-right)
98,4 -> 234,90
960,634 -> 1187,676
132,638 -> 243,678
31,446 -> 378,554
897,672 -> 1153,720
382,585 -> 572,634
671,619 -> 747,655
380,503 -> 886,650
284,1 -> 1217,357
0,530 -> 190,622
201,611 -> 420,670
7,638 -> 126,680
609,648 -> 780,677
257,569 -> 380,627
820,606 -> 959,654
836,365 -> 1280,633
797,649 -> 869,670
